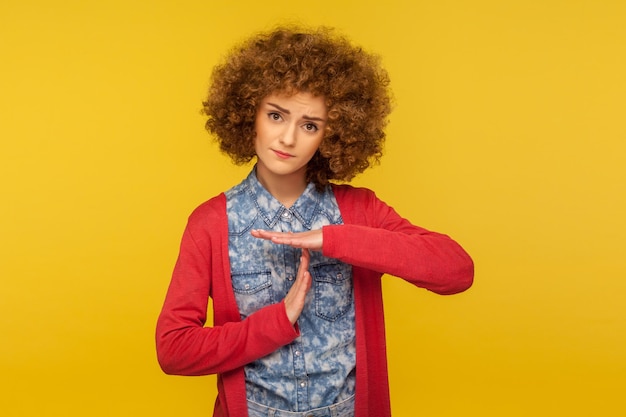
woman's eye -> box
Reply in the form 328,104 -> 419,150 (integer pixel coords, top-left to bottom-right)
268,112 -> 282,121
303,123 -> 318,132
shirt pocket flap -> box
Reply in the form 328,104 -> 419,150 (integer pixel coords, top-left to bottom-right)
232,271 -> 272,294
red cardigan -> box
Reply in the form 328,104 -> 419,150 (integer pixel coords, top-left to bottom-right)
156,184 -> 473,416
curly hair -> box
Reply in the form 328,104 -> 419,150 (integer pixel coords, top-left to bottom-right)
202,26 -> 392,189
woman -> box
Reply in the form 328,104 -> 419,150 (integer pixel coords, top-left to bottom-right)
156,26 -> 474,417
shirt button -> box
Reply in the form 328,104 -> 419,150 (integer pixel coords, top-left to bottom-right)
281,211 -> 291,219
294,350 -> 301,356
287,276 -> 294,281
300,381 -> 306,387
244,284 -> 250,290
336,272 -> 343,279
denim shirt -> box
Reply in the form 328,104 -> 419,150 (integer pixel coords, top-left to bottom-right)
225,169 -> 356,412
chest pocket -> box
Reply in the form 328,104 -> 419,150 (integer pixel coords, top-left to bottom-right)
231,270 -> 273,319
312,262 -> 353,321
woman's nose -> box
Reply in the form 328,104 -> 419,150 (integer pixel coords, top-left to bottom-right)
279,123 -> 297,146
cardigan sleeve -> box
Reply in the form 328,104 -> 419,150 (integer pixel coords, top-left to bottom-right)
156,199 -> 299,376
324,186 -> 474,295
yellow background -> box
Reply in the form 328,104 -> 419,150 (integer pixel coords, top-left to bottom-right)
1,0 -> 624,415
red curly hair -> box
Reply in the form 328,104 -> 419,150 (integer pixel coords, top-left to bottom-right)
202,26 -> 392,189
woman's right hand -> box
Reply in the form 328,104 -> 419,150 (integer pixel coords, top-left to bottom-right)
284,248 -> 312,325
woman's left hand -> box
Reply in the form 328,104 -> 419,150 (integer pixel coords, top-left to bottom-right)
251,229 -> 323,251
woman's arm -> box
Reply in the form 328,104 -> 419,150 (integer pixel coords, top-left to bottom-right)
327,187 -> 473,294
252,187 -> 473,295
156,209 -> 301,376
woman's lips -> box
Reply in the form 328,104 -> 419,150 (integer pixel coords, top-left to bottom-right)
272,149 -> 294,159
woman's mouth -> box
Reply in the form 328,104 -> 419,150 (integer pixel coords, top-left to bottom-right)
272,149 -> 294,159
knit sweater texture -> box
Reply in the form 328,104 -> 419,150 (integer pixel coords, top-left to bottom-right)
156,184 -> 474,417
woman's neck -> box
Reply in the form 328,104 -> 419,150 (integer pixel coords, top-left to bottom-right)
255,166 -> 307,208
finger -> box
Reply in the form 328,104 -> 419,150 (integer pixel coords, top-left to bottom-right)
271,234 -> 314,249
251,229 -> 297,245
292,250 -> 310,291
284,270 -> 310,324
250,229 -> 277,240
272,235 -> 298,245
300,248 -> 310,268
252,230 -> 322,251
296,249 -> 312,298
284,250 -> 312,324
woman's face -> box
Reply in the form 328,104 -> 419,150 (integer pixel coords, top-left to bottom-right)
254,91 -> 328,187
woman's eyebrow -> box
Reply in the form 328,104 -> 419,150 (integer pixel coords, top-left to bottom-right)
267,102 -> 290,114
266,102 -> 326,122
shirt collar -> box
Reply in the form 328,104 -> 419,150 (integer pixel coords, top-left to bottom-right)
244,167 -> 322,229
